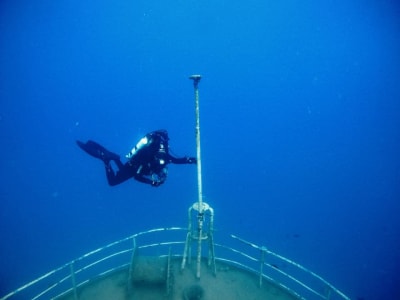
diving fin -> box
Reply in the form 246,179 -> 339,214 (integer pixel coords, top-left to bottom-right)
76,140 -> 120,163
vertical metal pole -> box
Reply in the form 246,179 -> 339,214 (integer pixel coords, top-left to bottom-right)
196,215 -> 203,278
190,74 -> 203,213
189,74 -> 203,278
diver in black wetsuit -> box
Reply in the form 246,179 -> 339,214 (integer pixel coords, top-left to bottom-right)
77,130 -> 196,187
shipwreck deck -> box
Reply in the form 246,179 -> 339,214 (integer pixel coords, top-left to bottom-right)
58,257 -> 299,300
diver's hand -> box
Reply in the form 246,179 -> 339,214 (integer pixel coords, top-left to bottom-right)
151,180 -> 161,187
186,157 -> 197,164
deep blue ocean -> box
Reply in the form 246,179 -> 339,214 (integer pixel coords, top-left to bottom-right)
1,1 -> 399,299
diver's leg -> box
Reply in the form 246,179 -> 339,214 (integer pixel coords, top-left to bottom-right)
76,140 -> 120,164
105,162 -> 134,186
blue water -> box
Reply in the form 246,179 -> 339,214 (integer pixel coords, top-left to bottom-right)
1,1 -> 399,299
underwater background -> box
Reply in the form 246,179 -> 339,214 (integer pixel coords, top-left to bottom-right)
1,0 -> 399,299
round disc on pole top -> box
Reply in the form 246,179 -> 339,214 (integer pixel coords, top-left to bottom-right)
189,74 -> 201,87
189,74 -> 201,80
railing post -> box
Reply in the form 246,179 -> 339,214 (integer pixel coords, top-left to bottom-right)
128,237 -> 137,294
70,261 -> 78,300
166,247 -> 172,296
326,285 -> 332,299
259,247 -> 267,287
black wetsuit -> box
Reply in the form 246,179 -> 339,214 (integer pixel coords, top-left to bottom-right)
77,130 -> 196,187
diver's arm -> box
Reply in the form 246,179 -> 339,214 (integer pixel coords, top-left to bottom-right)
167,154 -> 197,164
133,174 -> 153,185
133,173 -> 162,187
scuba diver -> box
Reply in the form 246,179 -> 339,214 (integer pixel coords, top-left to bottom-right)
77,130 -> 196,187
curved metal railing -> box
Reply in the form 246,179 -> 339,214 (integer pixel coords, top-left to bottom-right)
0,227 -> 350,300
